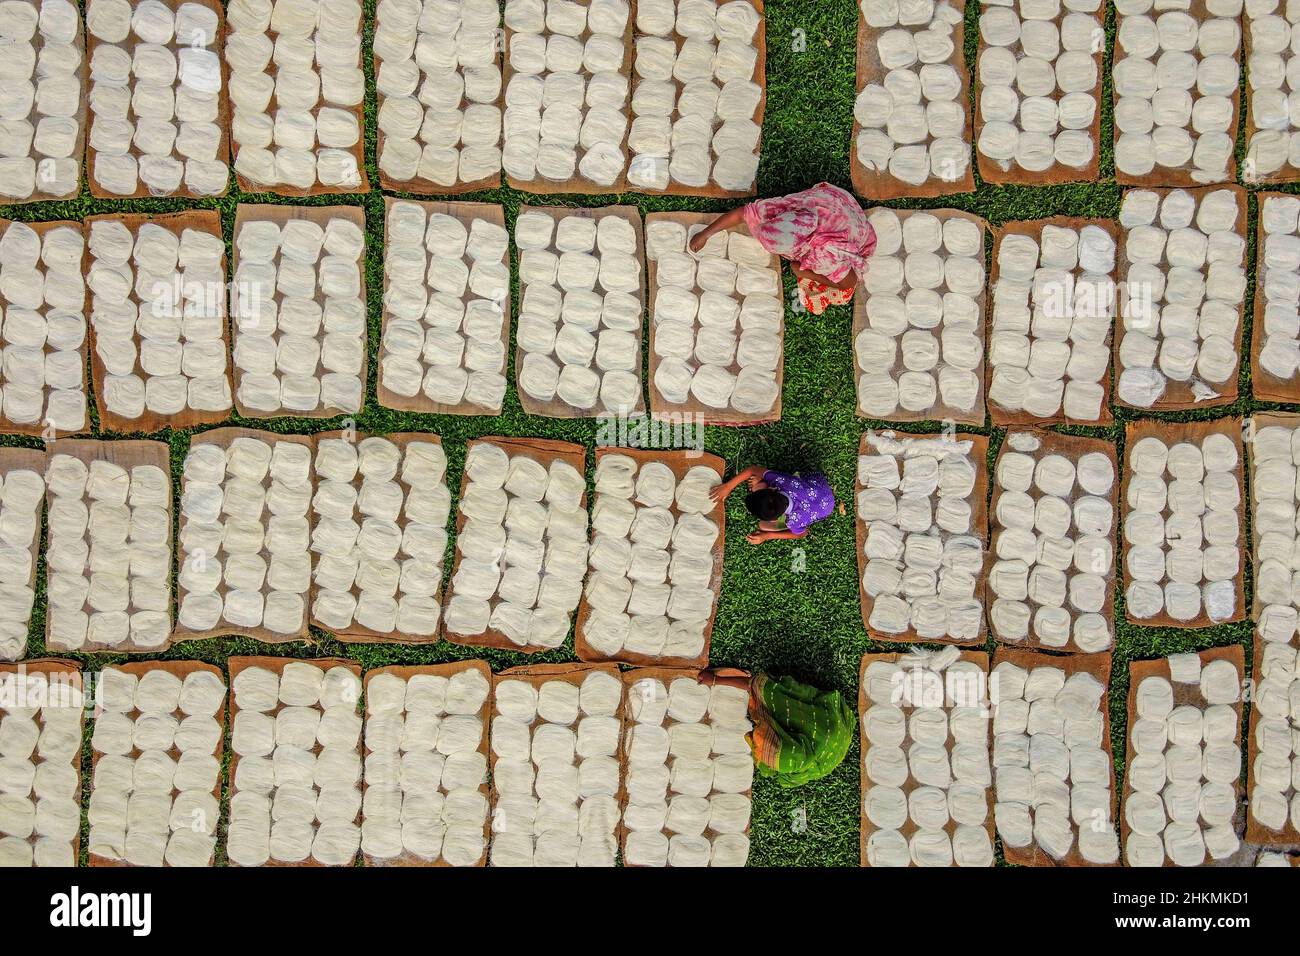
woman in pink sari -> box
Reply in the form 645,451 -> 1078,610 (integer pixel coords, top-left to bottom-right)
687,182 -> 877,315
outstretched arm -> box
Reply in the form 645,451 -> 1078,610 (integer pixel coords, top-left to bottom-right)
688,207 -> 748,253
746,529 -> 805,544
709,464 -> 767,503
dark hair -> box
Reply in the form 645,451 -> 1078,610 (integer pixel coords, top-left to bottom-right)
745,488 -> 788,522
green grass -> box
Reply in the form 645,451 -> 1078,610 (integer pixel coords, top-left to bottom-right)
1,0 -> 1292,867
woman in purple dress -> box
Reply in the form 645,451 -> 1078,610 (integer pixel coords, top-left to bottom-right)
710,465 -> 836,544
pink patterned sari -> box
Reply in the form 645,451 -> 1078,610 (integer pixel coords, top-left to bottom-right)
741,182 -> 876,313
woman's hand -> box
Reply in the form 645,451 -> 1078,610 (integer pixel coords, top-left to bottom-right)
708,482 -> 730,503
688,231 -> 707,253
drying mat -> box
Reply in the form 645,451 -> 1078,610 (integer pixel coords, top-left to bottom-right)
308,430 -> 448,644
361,660 -> 492,866
1119,644 -> 1245,867
501,5 -> 634,194
172,426 -> 316,644
230,203 -> 369,419
1246,410 -> 1300,624
988,429 -> 1119,654
972,7 -> 1103,186
0,446 -> 47,661
619,665 -> 751,867
0,218 -> 90,438
1245,635 -> 1300,845
1243,410 -> 1300,844
573,447 -> 726,668
850,0 -> 975,200
645,210 -> 783,425
857,650 -> 994,867
627,0 -> 766,198
1243,15 -> 1300,187
1112,0 -> 1241,187
88,660 -> 226,867
226,655 -> 363,867
991,647 -> 1117,867
85,0 -> 231,200
1250,191 -> 1300,403
1119,416 -> 1246,628
376,198 -> 510,415
986,216 -> 1119,426
43,438 -> 173,654
1114,184 -> 1246,411
224,19 -> 368,197
372,14 -> 503,195
852,207 -> 988,425
514,204 -> 647,418
0,659 -> 83,865
854,430 -> 989,645
442,436 -> 588,653
82,209 -> 234,432
490,661 -> 626,864
4,0 -> 87,204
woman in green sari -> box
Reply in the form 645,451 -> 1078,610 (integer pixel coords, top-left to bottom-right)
703,670 -> 856,788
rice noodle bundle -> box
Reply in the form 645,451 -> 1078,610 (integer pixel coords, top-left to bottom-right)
86,0 -> 229,196
1121,651 -> 1243,867
176,432 -> 312,637
0,221 -> 87,433
361,665 -> 489,864
0,0 -> 84,201
862,648 -> 995,867
853,0 -> 972,190
445,440 -> 588,650
45,445 -> 173,652
0,665 -> 83,866
87,664 -> 225,866
987,218 -> 1117,424
230,208 -> 367,416
226,660 -> 364,866
379,200 -> 510,413
992,655 -> 1118,865
620,671 -> 752,866
87,216 -> 232,424
647,216 -> 782,416
513,208 -> 644,415
309,436 -> 451,638
226,0 -> 364,190
375,0 -> 503,188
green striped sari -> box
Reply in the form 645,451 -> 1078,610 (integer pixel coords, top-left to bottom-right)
750,674 -> 856,788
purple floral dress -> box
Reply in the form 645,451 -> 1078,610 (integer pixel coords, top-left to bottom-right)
761,470 -> 835,535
